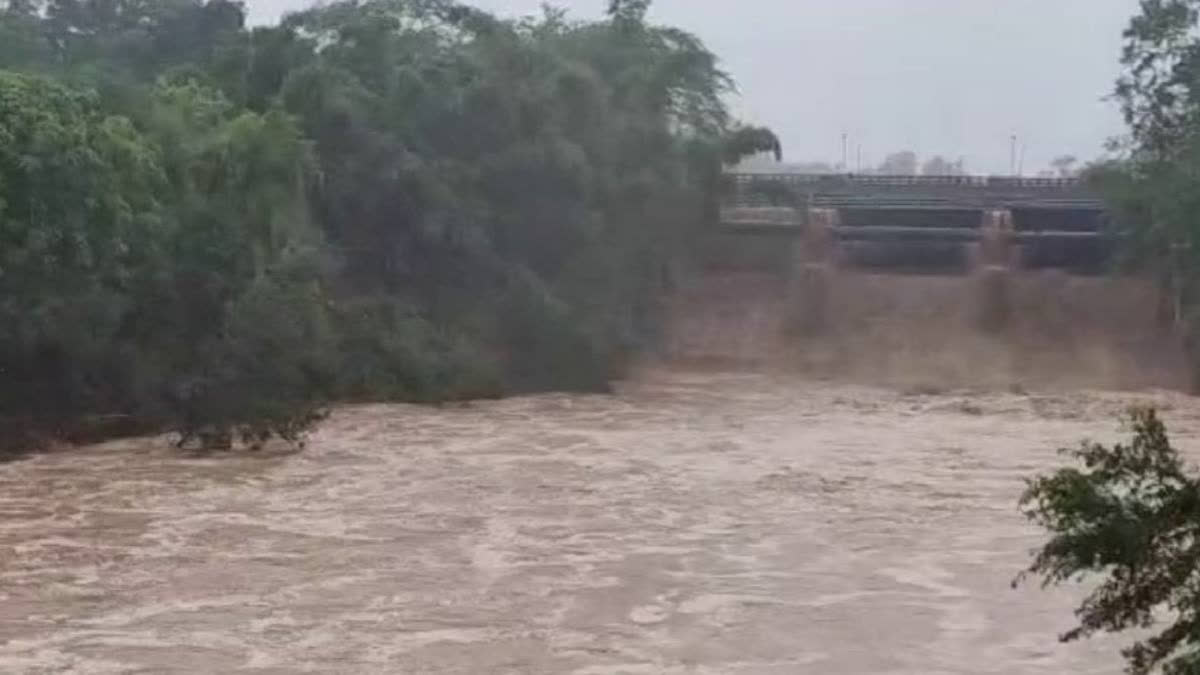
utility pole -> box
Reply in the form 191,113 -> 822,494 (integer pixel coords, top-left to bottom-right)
841,133 -> 848,173
1009,134 -> 1017,176
856,144 -> 863,173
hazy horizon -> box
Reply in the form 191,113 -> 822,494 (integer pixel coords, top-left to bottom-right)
245,0 -> 1139,175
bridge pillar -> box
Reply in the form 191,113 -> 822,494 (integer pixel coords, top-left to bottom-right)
973,209 -> 1013,332
799,207 -> 839,265
976,209 -> 1014,268
788,208 -> 839,335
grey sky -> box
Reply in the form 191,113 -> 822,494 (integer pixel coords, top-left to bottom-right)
246,0 -> 1139,175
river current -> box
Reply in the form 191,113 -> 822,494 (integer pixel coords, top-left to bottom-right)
2,368 -> 1196,673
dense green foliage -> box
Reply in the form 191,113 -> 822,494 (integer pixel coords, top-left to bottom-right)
1017,409 -> 1200,674
991,7 -> 1200,669
0,0 -> 778,449
1092,0 -> 1200,348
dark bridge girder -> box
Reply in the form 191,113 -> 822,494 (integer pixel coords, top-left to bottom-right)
717,173 -> 1112,274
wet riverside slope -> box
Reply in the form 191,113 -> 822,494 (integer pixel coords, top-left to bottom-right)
2,370 -> 1197,674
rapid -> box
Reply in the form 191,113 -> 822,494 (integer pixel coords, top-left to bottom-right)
1,269 -> 1195,674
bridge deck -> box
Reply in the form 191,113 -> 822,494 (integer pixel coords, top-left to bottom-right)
716,174 -> 1113,273
725,173 -> 1105,211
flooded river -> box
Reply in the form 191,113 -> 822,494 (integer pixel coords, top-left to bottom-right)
2,369 -> 1198,674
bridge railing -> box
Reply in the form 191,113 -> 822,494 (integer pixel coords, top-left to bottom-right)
722,172 -> 1101,211
725,173 -> 1083,189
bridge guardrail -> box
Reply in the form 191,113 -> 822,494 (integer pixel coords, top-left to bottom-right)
726,172 -> 1083,189
718,222 -> 1113,240
723,173 -> 1103,210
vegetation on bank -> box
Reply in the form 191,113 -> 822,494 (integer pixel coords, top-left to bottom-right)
0,0 -> 779,451
1021,8 -> 1200,667
1018,409 -> 1200,674
1089,0 -> 1200,367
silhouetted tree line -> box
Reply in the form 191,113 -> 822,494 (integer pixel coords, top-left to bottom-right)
0,0 -> 778,450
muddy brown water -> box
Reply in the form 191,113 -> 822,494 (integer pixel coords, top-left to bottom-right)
2,270 -> 1195,674
2,368 -> 1199,674
665,271 -> 1189,391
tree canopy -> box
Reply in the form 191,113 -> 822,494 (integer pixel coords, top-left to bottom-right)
920,155 -> 966,176
877,150 -> 919,175
0,0 -> 779,449
1092,0 -> 1200,343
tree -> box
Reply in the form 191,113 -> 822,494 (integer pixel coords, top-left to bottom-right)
607,0 -> 650,23
1050,154 -> 1078,177
920,155 -> 965,176
0,68 -> 335,448
274,0 -> 773,390
0,0 -> 779,449
1017,408 -> 1200,675
139,80 -> 332,446
1096,0 -> 1200,360
1115,0 -> 1200,158
0,70 -> 165,423
0,0 -> 52,68
878,150 -> 918,175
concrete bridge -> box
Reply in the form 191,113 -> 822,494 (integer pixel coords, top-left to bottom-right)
702,173 -> 1125,335
718,173 -> 1111,274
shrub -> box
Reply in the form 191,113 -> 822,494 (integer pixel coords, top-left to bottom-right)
1017,408 -> 1200,674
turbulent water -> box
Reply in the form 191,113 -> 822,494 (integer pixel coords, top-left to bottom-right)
665,270 -> 1188,391
2,368 -> 1198,674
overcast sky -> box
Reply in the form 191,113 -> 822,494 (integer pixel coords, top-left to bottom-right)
245,0 -> 1139,175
